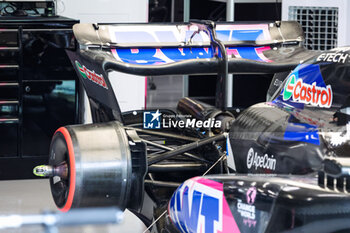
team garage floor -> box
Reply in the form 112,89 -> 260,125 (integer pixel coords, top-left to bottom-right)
0,76 -> 184,232
0,179 -> 147,233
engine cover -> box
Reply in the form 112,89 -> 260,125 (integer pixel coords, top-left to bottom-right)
229,102 -> 324,174
229,49 -> 350,175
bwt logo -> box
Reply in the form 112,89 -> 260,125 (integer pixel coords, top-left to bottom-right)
169,179 -> 223,233
143,110 -> 162,129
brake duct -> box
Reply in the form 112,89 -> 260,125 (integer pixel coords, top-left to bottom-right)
33,121 -> 147,212
33,103 -> 230,212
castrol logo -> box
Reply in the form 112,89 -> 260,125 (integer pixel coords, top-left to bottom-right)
283,74 -> 333,108
75,61 -> 108,89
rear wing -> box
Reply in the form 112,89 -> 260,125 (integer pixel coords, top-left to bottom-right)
66,21 -> 319,123
72,21 -> 317,74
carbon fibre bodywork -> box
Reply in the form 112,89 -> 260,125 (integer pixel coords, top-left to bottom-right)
167,175 -> 350,233
45,21 -> 350,233
230,49 -> 350,176
164,48 -> 350,232
66,21 -> 317,119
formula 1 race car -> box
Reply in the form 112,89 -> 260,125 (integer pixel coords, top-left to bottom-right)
33,20 -> 350,233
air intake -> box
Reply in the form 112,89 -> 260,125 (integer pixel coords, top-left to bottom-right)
282,0 -> 350,51
289,6 -> 338,50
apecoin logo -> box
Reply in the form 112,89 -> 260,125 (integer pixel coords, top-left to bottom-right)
246,148 -> 255,169
246,148 -> 276,171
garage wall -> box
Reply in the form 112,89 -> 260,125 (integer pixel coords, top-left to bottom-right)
57,0 -> 149,119
57,0 -> 148,23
